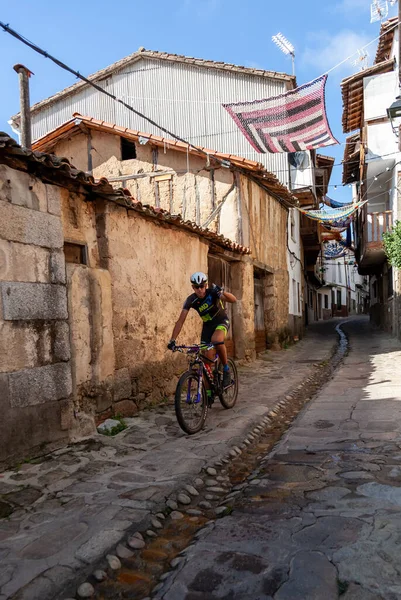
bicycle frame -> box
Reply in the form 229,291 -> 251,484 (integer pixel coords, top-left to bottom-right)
174,344 -> 219,404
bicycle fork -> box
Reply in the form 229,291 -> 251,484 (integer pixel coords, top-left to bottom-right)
187,364 -> 203,404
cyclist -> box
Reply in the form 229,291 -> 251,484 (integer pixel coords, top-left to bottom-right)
168,272 -> 236,388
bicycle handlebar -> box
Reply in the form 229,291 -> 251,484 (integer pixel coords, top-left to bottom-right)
172,343 -> 215,353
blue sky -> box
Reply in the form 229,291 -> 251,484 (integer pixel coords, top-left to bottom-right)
0,0 -> 397,202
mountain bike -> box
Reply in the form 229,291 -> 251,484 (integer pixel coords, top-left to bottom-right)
170,343 -> 238,434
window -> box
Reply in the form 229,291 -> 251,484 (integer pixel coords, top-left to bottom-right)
372,280 -> 377,299
337,289 -> 342,307
290,210 -> 296,242
337,263 -> 342,283
121,137 -> 137,160
64,242 -> 88,265
324,295 -> 328,309
297,282 -> 301,314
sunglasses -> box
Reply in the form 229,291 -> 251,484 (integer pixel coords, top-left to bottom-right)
192,284 -> 206,289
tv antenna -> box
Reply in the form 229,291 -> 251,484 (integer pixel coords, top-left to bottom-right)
272,32 -> 295,75
350,49 -> 369,70
370,0 -> 389,22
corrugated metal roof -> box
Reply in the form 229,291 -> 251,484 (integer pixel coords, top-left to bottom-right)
0,132 -> 250,255
32,114 -> 297,205
341,58 -> 395,133
11,48 -> 295,122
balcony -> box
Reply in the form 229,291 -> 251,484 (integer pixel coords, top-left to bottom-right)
357,210 -> 392,274
367,211 -> 392,245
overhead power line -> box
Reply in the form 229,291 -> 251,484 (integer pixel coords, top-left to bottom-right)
0,21 -> 233,171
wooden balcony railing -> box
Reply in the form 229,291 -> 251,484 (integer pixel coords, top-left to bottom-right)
366,211 -> 393,244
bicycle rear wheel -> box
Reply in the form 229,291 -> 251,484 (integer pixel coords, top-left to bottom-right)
175,371 -> 208,434
218,358 -> 238,409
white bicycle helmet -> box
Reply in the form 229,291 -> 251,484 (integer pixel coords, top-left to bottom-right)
190,271 -> 208,285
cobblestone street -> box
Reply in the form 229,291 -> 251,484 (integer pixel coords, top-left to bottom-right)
159,318 -> 401,600
2,317 -> 401,600
0,320 -> 339,600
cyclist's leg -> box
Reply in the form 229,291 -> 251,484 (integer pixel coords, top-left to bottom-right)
211,319 -> 230,387
211,318 -> 230,364
201,323 -> 215,362
211,327 -> 227,365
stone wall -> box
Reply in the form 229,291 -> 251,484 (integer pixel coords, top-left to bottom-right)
50,131 -> 290,344
100,201 -> 208,408
0,164 -> 72,466
0,159 -> 253,466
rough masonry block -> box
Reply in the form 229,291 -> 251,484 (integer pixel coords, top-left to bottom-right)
0,239 -> 50,283
46,184 -> 62,216
2,165 -> 47,211
1,282 -> 68,321
53,321 -> 71,362
113,368 -> 132,401
0,200 -> 63,249
8,362 -> 72,407
0,373 -> 9,406
49,250 -> 66,284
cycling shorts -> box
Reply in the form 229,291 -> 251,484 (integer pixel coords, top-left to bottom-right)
201,317 -> 230,345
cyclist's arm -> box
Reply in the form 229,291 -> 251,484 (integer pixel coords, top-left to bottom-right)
222,291 -> 236,303
170,309 -> 189,341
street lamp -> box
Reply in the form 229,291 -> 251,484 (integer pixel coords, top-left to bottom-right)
387,96 -> 401,135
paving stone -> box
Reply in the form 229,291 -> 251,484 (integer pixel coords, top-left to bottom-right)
275,551 -> 338,600
151,517 -> 163,529
93,569 -> 107,581
106,555 -> 121,570
166,499 -> 178,510
194,478 -> 204,487
127,536 -> 146,549
177,493 -> 191,505
116,543 -> 134,558
77,582 -> 95,598
206,486 -> 225,493
206,468 -> 217,476
170,511 -> 184,520
184,485 -> 199,496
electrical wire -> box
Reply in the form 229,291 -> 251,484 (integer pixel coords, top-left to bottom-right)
0,21 -> 231,171
1,20 -> 399,194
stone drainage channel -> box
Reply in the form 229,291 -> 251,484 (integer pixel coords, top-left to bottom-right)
63,324 -> 348,600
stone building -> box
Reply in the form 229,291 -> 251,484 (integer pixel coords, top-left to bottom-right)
0,130 -> 293,466
33,114 -> 296,351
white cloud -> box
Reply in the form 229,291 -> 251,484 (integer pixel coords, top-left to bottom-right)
301,29 -> 372,76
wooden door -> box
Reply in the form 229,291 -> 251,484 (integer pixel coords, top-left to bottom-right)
207,255 -> 234,357
254,277 -> 266,353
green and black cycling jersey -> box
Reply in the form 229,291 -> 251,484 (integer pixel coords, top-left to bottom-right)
183,286 -> 228,324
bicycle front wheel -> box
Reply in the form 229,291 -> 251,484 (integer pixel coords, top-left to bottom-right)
218,358 -> 238,409
175,371 -> 208,434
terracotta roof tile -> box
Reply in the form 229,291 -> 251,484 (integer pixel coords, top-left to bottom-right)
32,114 -> 297,205
0,132 -> 250,255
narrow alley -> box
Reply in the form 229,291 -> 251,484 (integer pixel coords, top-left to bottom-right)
1,317 -> 401,600
156,318 -> 401,600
